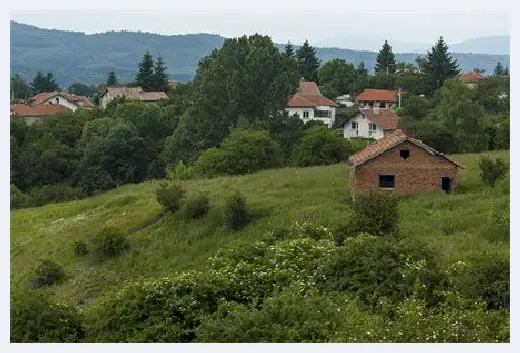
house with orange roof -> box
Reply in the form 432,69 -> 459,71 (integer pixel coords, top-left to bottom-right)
355,88 -> 403,109
99,86 -> 168,109
30,92 -> 95,111
348,129 -> 463,197
10,103 -> 71,125
286,80 -> 338,128
458,71 -> 486,89
337,107 -> 400,140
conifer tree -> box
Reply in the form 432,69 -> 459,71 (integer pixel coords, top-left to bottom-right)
421,36 -> 460,95
494,62 -> 504,76
135,51 -> 155,91
356,61 -> 368,76
375,40 -> 396,74
503,65 -> 509,76
284,41 -> 295,58
153,55 -> 169,92
106,70 -> 118,86
296,40 -> 320,82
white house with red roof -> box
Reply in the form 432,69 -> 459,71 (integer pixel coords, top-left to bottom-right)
30,92 -> 95,111
458,71 -> 486,89
338,107 -> 400,140
286,80 -> 338,128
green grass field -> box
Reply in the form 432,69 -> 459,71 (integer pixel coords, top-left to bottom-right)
10,150 -> 510,307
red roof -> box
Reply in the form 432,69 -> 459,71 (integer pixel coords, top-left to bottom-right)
287,81 -> 338,108
359,108 -> 400,131
355,89 -> 398,103
30,92 -> 95,108
102,87 -> 168,101
458,71 -> 486,83
168,80 -> 179,88
11,104 -> 71,117
348,129 -> 463,168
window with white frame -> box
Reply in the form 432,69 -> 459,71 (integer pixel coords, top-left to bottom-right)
369,123 -> 377,131
351,122 -> 358,129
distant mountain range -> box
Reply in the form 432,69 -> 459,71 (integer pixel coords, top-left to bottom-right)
10,21 -> 510,87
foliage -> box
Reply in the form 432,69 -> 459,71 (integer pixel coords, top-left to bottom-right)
28,184 -> 84,207
153,55 -> 169,92
31,260 -> 65,288
420,36 -> 460,95
67,82 -> 94,97
352,190 -> 399,236
30,71 -> 59,94
91,226 -> 129,260
11,289 -> 85,342
291,125 -> 349,167
375,40 -> 396,73
166,160 -> 194,180
11,74 -> 32,100
135,51 -> 155,91
156,182 -> 186,213
284,41 -> 295,58
10,184 -> 32,210
106,70 -> 118,86
184,191 -> 210,220
356,61 -> 368,76
478,156 -> 509,187
398,94 -> 431,119
296,40 -> 320,82
318,58 -> 358,98
73,240 -> 89,257
225,191 -> 251,231
193,129 -> 283,177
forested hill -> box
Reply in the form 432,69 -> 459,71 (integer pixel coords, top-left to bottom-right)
10,21 -> 510,86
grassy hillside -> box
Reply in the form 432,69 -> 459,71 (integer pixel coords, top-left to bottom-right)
11,21 -> 511,86
10,150 -> 509,309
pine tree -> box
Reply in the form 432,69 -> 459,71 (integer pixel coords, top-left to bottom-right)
30,71 -> 58,94
494,62 -> 504,76
503,65 -> 509,76
106,70 -> 118,86
422,36 -> 460,95
356,61 -> 368,76
135,51 -> 155,91
153,55 -> 169,92
374,40 -> 396,74
284,41 -> 295,58
296,40 -> 320,82
473,68 -> 485,74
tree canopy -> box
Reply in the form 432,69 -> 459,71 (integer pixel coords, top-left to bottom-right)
420,36 -> 460,95
375,40 -> 396,74
296,40 -> 320,82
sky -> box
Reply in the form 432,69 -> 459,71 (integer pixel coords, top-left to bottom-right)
10,12 -> 509,51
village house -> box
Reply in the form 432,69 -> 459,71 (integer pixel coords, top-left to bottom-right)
286,80 -> 338,128
348,129 -> 463,198
10,103 -> 71,125
334,94 -> 355,107
458,71 -> 486,89
99,86 -> 168,109
337,108 -> 400,140
30,92 -> 95,111
168,80 -> 179,89
355,88 -> 403,109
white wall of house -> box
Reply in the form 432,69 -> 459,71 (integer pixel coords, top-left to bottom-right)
336,99 -> 354,107
100,92 -> 114,109
24,116 -> 43,126
358,101 -> 395,109
286,106 -> 336,128
44,96 -> 79,111
342,113 -> 385,139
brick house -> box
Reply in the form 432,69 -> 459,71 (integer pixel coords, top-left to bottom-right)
348,129 -> 463,197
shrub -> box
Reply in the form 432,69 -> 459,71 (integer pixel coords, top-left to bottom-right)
184,191 -> 210,219
166,160 -> 194,180
91,227 -> 129,260
11,289 -> 85,342
478,156 -> 509,187
155,182 -> 186,213
73,240 -> 89,257
331,221 -> 358,246
193,129 -> 283,177
225,191 -> 251,231
352,190 -> 399,236
28,184 -> 85,207
30,260 -> 65,288
10,184 -> 32,210
316,237 -> 444,307
291,125 -> 349,167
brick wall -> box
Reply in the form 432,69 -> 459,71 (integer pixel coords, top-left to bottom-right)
350,141 -> 460,197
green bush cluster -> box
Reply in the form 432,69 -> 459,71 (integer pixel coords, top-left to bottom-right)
73,240 -> 89,257
92,226 -> 129,260
30,260 -> 65,288
478,156 -> 509,187
352,190 -> 399,236
291,125 -> 349,167
156,183 -> 186,213
184,191 -> 210,220
224,191 -> 251,231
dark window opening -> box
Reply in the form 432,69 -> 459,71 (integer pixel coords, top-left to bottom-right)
379,175 -> 395,188
441,177 -> 452,193
400,149 -> 410,160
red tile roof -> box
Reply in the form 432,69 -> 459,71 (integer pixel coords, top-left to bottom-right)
348,129 -> 463,168
458,71 -> 486,83
359,108 -> 400,131
102,87 -> 168,101
11,104 -> 71,117
355,89 -> 398,103
168,80 -> 179,88
287,81 -> 338,108
30,92 -> 95,108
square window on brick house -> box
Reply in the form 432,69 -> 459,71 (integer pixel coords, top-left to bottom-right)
379,175 -> 395,188
400,149 -> 410,159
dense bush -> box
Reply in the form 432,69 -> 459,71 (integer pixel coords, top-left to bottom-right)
10,184 -> 32,210
30,260 -> 65,288
193,129 -> 283,177
478,156 -> 509,187
11,289 -> 85,342
28,184 -> 84,207
73,240 -> 89,257
166,160 -> 194,180
225,191 -> 251,231
316,236 -> 444,307
291,125 -> 350,167
352,190 -> 399,236
91,226 -> 129,260
184,191 -> 210,219
155,182 -> 186,213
